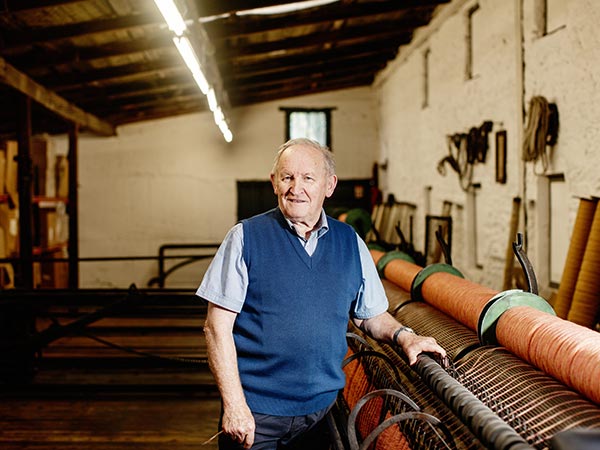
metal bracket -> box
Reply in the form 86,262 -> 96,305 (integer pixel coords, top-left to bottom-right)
512,232 -> 538,295
435,226 -> 453,266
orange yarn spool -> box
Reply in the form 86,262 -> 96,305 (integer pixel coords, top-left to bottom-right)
419,272 -> 499,331
383,259 -> 423,293
497,306 -> 600,405
554,198 -> 597,319
370,249 -> 385,266
568,202 -> 600,327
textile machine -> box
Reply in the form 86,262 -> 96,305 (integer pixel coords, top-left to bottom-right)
329,234 -> 600,450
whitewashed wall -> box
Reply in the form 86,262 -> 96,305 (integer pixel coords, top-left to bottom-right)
53,87 -> 379,288
374,0 -> 600,294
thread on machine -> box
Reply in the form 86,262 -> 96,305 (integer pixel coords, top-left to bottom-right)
497,306 -> 600,405
420,272 -> 498,331
384,259 -> 423,293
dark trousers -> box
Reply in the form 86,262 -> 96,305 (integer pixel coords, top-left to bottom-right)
218,406 -> 331,450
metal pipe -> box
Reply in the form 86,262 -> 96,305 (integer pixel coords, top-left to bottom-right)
414,354 -> 534,450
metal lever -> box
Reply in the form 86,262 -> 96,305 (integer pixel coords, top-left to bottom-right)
512,232 -> 538,295
394,221 -> 408,247
435,226 -> 453,266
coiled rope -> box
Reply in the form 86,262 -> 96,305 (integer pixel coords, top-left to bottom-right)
522,96 -> 554,173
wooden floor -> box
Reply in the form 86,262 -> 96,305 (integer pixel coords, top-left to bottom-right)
0,305 -> 222,449
0,389 -> 221,449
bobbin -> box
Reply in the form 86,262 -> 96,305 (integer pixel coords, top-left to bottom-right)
376,250 -> 415,278
477,289 -> 555,346
410,263 -> 464,302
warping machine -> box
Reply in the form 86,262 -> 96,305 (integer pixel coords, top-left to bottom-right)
328,236 -> 600,450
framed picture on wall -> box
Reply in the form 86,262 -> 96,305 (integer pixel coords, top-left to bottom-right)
495,130 -> 507,184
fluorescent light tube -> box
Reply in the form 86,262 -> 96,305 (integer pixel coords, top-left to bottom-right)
153,0 -> 187,36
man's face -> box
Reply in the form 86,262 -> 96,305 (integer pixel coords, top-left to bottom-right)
271,144 -> 337,227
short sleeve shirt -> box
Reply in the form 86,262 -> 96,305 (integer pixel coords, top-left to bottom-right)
196,211 -> 388,319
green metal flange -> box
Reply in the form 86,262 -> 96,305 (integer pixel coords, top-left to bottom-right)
410,263 -> 464,302
376,250 -> 415,279
477,289 -> 555,346
368,242 -> 387,252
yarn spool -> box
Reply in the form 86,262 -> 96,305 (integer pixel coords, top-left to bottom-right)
497,306 -> 600,405
418,272 -> 498,332
370,249 -> 385,266
376,253 -> 423,292
568,201 -> 600,327
553,198 -> 597,319
477,289 -> 555,345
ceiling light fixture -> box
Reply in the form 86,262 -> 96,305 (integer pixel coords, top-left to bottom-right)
154,0 -> 233,142
153,0 -> 186,36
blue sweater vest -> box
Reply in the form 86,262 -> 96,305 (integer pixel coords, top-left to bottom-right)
238,208 -> 362,416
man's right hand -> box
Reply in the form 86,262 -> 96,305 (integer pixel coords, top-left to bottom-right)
222,403 -> 255,449
204,303 -> 255,448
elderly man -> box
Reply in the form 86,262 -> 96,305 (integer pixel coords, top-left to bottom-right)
199,138 -> 445,449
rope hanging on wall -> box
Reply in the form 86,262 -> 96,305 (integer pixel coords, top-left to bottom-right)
522,96 -> 559,173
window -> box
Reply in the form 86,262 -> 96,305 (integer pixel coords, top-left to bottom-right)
280,107 -> 334,148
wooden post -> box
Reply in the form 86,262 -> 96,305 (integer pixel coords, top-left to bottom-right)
16,95 -> 33,289
68,124 -> 79,289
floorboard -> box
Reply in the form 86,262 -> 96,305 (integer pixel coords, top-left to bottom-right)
0,301 -> 221,449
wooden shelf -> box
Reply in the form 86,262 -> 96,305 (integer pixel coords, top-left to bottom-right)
33,196 -> 69,208
33,243 -> 68,256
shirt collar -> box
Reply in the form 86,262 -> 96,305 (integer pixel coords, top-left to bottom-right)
284,209 -> 329,240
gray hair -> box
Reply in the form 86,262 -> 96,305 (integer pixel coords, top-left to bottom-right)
271,138 -> 336,176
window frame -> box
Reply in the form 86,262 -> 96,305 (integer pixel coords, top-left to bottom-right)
280,107 -> 334,149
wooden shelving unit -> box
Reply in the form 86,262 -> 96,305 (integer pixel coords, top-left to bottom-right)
1,132 -> 77,289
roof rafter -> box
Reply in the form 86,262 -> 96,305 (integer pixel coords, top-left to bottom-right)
0,56 -> 115,136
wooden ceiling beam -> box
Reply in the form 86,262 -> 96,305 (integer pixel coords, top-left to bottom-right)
219,27 -> 411,59
225,51 -> 394,82
8,34 -> 174,70
228,59 -> 388,88
193,0 -> 448,18
192,0 -> 303,17
0,0 -> 82,13
42,56 -> 185,93
72,78 -> 199,110
223,37 -> 400,68
205,2 -> 436,39
0,56 -> 115,136
104,98 -> 206,126
41,40 -> 394,93
228,65 -> 380,94
230,76 -> 374,106
69,55 -> 385,107
0,12 -> 162,51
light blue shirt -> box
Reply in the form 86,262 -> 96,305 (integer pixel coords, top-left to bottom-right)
196,210 -> 389,319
